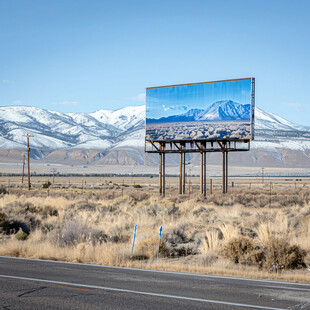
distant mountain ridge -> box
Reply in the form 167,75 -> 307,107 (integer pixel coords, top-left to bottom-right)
147,100 -> 251,123
0,105 -> 144,150
0,104 -> 309,167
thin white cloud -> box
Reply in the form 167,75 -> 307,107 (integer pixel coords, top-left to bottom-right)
12,100 -> 22,105
52,101 -> 79,106
162,104 -> 187,112
128,93 -> 146,102
3,80 -> 15,84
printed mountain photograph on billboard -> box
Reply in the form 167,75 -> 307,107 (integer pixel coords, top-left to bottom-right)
146,78 -> 255,142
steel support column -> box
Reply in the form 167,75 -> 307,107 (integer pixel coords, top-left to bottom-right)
159,152 -> 162,195
27,135 -> 31,190
200,152 -> 203,194
162,152 -> 165,197
179,152 -> 183,195
225,151 -> 228,193
183,152 -> 186,194
203,152 -> 207,198
222,151 -> 226,194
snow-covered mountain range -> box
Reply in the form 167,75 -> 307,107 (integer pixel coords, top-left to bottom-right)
147,100 -> 251,123
0,104 -> 309,166
0,105 -> 144,151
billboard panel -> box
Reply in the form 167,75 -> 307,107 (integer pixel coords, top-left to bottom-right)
146,78 -> 255,142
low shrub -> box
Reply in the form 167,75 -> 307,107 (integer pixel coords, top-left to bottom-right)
223,236 -> 307,270
127,190 -> 149,202
222,236 -> 264,266
42,181 -> 52,188
0,185 -> 7,195
133,184 -> 142,188
263,237 -> 307,270
54,219 -> 94,246
15,229 -> 29,241
162,225 -> 200,257
0,212 -> 29,235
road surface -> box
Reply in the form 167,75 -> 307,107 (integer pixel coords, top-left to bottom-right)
0,256 -> 309,309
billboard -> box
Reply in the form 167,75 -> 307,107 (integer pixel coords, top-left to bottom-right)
145,78 -> 255,142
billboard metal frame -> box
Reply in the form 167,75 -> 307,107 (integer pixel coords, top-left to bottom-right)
145,77 -> 255,145
144,78 -> 255,197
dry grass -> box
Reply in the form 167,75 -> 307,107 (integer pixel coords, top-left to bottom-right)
0,185 -> 310,283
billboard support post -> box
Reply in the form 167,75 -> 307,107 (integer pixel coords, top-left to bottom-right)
162,151 -> 165,197
225,151 -> 228,193
221,146 -> 228,194
159,143 -> 166,197
203,151 -> 207,198
159,152 -> 162,195
200,152 -> 203,194
179,152 -> 183,195
222,150 -> 226,194
183,152 -> 186,194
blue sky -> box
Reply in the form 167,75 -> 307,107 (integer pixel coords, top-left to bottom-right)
147,79 -> 252,119
0,0 -> 309,125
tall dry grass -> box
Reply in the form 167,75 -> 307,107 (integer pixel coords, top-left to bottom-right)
0,186 -> 310,282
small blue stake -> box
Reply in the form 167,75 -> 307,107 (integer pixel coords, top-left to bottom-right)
131,225 -> 137,257
156,226 -> 163,260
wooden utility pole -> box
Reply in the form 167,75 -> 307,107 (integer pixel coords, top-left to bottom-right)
21,153 -> 25,183
52,168 -> 55,184
269,182 -> 272,208
24,134 -> 33,190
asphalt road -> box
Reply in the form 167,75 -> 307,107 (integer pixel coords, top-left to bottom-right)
0,256 -> 309,309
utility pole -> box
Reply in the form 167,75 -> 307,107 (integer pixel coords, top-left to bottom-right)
262,167 -> 265,184
24,134 -> 33,190
52,168 -> 55,184
21,153 -> 25,183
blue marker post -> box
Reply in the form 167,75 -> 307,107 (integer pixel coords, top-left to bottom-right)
156,226 -> 163,260
131,225 -> 138,257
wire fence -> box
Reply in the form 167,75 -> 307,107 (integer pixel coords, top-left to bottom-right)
1,175 -> 309,195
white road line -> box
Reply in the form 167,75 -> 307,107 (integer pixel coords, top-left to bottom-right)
257,285 -> 310,292
0,255 -> 309,287
0,274 -> 286,310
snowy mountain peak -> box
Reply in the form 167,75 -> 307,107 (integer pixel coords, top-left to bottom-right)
197,100 -> 250,121
90,105 -> 145,130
